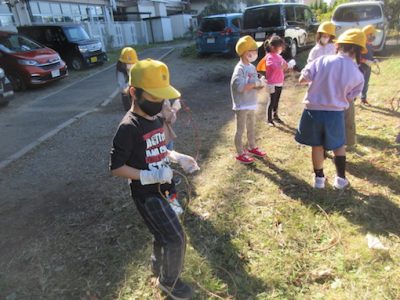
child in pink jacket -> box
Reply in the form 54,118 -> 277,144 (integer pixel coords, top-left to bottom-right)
265,36 -> 288,126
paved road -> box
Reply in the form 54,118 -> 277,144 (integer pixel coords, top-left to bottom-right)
0,47 -> 174,169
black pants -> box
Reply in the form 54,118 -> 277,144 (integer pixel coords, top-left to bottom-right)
267,86 -> 283,122
359,64 -> 371,101
132,190 -> 186,285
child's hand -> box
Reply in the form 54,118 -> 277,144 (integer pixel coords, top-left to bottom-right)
140,167 -> 173,185
169,151 -> 200,174
281,61 -> 289,71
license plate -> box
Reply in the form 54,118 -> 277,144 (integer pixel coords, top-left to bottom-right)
255,32 -> 265,40
51,69 -> 60,78
90,56 -> 98,63
207,38 -> 215,44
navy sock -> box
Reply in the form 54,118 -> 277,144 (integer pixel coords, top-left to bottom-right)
334,156 -> 346,178
314,169 -> 325,178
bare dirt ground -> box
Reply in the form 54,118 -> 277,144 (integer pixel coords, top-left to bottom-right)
0,47 -> 245,299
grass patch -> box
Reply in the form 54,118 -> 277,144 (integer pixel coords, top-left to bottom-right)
101,48 -> 400,300
113,49 -> 400,299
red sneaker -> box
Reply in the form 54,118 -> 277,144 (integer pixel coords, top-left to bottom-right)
236,153 -> 255,164
248,147 -> 266,157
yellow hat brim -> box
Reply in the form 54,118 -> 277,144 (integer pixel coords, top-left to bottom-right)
256,41 -> 263,48
144,85 -> 181,100
319,30 -> 336,37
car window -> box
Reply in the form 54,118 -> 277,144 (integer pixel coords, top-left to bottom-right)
243,6 -> 282,29
333,5 -> 382,22
285,6 -> 296,25
231,18 -> 242,29
305,8 -> 313,24
0,34 -> 43,53
62,26 -> 90,42
295,6 -> 306,23
200,18 -> 226,32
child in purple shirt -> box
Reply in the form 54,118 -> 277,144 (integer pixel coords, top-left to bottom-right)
295,29 -> 365,190
264,36 -> 288,126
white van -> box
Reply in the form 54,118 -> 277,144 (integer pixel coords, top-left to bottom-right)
332,1 -> 388,52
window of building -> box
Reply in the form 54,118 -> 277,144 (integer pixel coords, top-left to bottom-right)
0,4 -> 14,26
29,1 -> 106,24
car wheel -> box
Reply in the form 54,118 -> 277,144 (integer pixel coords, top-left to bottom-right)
70,56 -> 83,71
8,73 -> 27,92
290,40 -> 297,59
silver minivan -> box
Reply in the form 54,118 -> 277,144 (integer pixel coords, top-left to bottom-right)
332,1 -> 388,52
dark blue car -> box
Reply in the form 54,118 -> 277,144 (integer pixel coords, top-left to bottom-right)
196,13 -> 242,56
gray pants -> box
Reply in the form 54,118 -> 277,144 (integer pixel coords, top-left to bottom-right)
235,110 -> 256,154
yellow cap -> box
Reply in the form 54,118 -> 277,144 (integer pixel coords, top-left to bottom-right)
336,28 -> 368,54
235,35 -> 262,56
129,59 -> 181,100
318,21 -> 336,37
119,47 -> 138,64
362,25 -> 376,36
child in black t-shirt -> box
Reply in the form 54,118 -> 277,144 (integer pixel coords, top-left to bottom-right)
110,59 -> 199,300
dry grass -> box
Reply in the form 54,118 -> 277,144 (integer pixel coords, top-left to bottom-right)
2,44 -> 399,300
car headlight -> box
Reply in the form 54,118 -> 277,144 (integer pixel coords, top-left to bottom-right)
0,68 -> 4,78
96,42 -> 103,49
78,45 -> 88,53
375,22 -> 385,30
17,59 -> 38,66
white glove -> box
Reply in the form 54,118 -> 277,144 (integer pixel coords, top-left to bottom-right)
172,99 -> 181,111
255,78 -> 265,88
287,59 -> 296,69
169,151 -> 200,174
139,167 -> 173,185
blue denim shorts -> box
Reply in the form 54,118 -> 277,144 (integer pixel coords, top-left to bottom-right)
295,109 -> 345,150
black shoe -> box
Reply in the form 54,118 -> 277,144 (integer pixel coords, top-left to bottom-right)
273,115 -> 284,124
158,278 -> 193,300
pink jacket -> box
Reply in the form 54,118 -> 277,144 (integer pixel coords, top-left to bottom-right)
265,52 -> 285,85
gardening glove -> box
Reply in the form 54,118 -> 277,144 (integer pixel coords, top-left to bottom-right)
172,99 -> 182,112
139,167 -> 173,185
287,59 -> 296,69
254,78 -> 265,88
169,151 -> 200,174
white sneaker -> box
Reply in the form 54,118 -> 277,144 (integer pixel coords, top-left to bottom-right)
333,176 -> 349,190
314,176 -> 326,189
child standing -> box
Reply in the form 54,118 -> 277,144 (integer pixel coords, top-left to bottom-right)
295,29 -> 365,189
116,47 -> 138,111
230,35 -> 266,164
110,59 -> 199,300
307,21 -> 336,63
360,25 -> 377,105
265,36 -> 288,126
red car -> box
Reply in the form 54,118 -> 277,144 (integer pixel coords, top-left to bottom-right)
0,31 -> 67,91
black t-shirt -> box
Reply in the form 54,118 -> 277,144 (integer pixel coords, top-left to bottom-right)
110,112 -> 174,197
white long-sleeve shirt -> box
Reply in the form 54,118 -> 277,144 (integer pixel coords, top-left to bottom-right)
117,71 -> 128,93
307,43 -> 336,64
